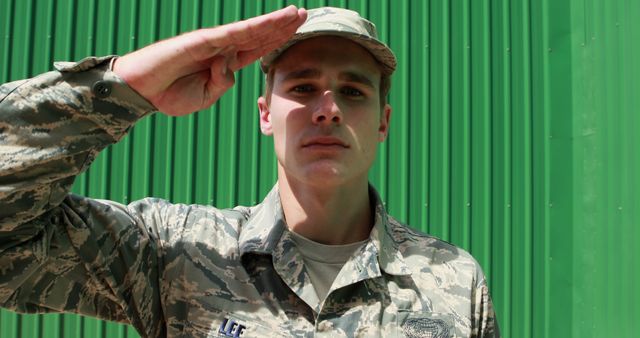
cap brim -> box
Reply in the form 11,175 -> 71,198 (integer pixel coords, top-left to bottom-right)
261,31 -> 396,75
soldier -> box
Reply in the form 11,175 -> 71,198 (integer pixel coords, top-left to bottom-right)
0,6 -> 499,338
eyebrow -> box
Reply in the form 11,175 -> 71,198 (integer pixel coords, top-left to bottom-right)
282,68 -> 322,82
281,68 -> 376,89
340,72 -> 375,89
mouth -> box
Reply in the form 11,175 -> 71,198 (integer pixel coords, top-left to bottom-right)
302,136 -> 350,148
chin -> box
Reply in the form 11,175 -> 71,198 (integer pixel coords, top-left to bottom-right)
299,162 -> 350,186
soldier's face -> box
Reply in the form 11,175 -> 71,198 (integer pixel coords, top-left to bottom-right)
258,36 -> 391,187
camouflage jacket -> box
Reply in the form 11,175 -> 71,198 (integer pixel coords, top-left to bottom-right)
0,57 -> 499,338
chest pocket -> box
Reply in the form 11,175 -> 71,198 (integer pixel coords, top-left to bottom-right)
398,311 -> 454,338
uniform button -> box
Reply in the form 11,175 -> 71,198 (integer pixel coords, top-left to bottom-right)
93,81 -> 112,98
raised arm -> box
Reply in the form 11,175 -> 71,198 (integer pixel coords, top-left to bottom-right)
0,6 -> 305,336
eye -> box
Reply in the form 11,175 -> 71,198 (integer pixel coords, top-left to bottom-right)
291,84 -> 315,94
341,86 -> 364,97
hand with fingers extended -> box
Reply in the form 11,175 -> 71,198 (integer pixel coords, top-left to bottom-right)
112,5 -> 307,116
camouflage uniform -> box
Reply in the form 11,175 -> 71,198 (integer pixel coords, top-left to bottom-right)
0,56 -> 499,338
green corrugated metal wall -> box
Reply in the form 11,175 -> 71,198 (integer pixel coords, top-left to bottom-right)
0,0 -> 637,337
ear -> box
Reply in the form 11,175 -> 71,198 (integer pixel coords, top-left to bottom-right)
258,96 -> 273,136
378,104 -> 392,142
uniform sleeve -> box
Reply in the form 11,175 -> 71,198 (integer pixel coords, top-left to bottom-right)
0,56 -> 167,337
471,265 -> 501,338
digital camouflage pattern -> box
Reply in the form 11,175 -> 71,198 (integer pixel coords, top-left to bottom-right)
260,7 -> 397,75
0,57 -> 499,337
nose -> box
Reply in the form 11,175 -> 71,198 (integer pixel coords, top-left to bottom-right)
312,91 -> 342,125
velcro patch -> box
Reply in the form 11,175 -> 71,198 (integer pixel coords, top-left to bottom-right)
401,314 -> 453,338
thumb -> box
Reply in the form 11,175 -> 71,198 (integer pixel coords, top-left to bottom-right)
205,55 -> 236,105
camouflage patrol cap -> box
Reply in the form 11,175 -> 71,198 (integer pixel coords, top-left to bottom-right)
261,7 -> 397,75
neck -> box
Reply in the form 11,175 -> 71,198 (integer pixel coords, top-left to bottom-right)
277,169 -> 373,245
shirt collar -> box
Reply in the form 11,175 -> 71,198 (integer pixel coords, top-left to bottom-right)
367,186 -> 412,276
238,185 -> 286,256
238,183 -> 411,277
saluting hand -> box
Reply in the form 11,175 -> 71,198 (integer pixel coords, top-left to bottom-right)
113,5 -> 306,116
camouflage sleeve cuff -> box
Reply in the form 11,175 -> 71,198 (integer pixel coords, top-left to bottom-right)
54,55 -> 157,116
